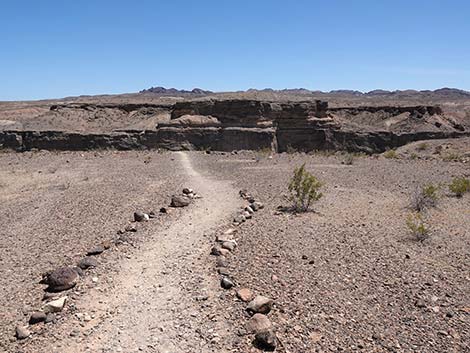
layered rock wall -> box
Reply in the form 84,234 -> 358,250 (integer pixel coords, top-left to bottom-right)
1,99 -> 468,153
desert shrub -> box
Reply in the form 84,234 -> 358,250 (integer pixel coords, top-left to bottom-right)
406,212 -> 431,242
258,147 -> 272,155
448,177 -> 470,197
410,153 -> 418,160
410,184 -> 439,211
286,145 -> 297,154
288,163 -> 323,212
442,152 -> 463,162
417,143 -> 428,151
256,147 -> 273,161
342,153 -> 354,165
383,149 -> 398,159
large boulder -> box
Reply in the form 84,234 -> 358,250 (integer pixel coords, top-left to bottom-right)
43,267 -> 80,292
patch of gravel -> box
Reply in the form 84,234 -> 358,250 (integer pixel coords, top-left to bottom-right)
0,150 -> 187,352
191,151 -> 470,352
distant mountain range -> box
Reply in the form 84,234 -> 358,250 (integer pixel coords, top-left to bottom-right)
139,86 -> 470,99
245,87 -> 470,98
139,86 -> 213,95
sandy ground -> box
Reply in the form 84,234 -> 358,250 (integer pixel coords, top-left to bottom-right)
1,150 -> 469,353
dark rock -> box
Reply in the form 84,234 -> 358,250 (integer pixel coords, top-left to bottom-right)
221,277 -> 234,289
160,207 -> 168,213
211,245 -> 223,256
134,211 -> 148,222
148,211 -> 157,218
254,329 -> 277,351
29,312 -> 47,325
182,188 -> 193,195
77,256 -> 98,270
239,189 -> 249,199
170,195 -> 191,207
44,267 -> 80,292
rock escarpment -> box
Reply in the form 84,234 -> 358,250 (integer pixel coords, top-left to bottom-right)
0,99 -> 468,153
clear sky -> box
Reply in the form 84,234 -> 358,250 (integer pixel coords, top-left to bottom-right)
1,0 -> 469,100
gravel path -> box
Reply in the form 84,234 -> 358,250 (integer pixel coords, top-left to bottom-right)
33,152 -> 240,353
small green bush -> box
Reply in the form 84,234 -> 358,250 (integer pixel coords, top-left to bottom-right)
383,149 -> 398,159
442,152 -> 463,162
417,143 -> 428,151
406,212 -> 430,242
449,177 -> 470,197
410,183 -> 439,211
288,163 -> 323,212
423,184 -> 439,202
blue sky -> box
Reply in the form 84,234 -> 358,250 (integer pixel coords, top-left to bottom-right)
1,0 -> 469,100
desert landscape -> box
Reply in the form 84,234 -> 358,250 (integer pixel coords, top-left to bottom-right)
0,88 -> 469,352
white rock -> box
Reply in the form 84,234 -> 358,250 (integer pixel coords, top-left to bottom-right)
44,296 -> 67,313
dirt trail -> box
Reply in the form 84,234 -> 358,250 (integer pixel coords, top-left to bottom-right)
49,152 -> 239,353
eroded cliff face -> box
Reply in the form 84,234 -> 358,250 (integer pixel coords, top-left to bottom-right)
0,99 -> 468,153
161,99 -> 467,153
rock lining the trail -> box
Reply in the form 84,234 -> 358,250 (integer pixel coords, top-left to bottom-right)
29,312 -> 47,325
42,267 -> 81,292
247,295 -> 274,315
209,191 -> 277,351
134,211 -> 149,222
77,256 -> 98,270
15,185 -> 201,342
170,195 -> 191,207
15,326 -> 30,340
43,296 -> 67,313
